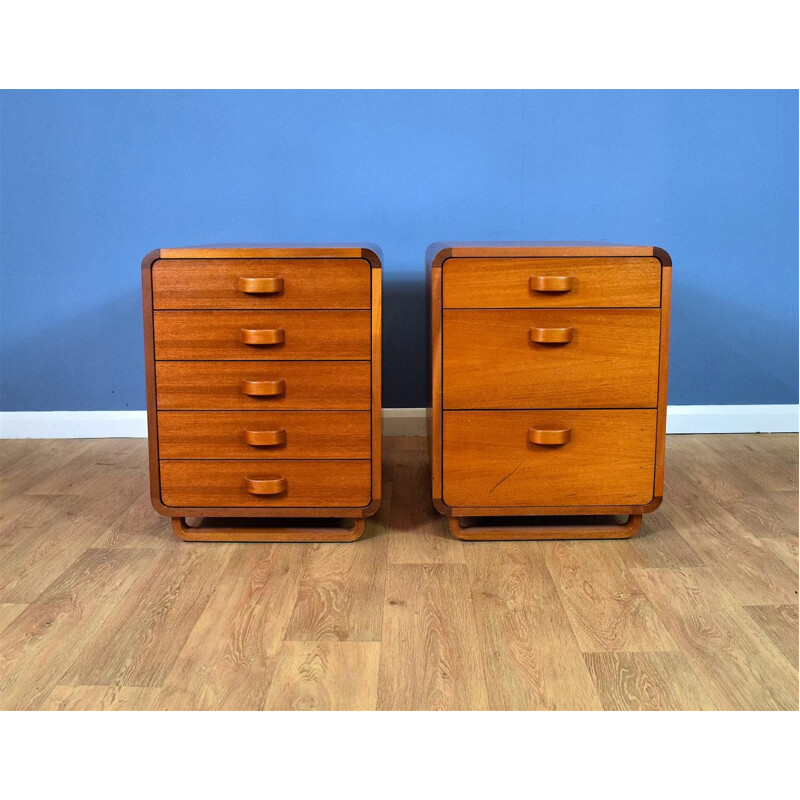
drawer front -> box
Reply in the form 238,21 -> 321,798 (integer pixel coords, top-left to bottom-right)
152,258 -> 371,309
443,257 -> 662,308
156,361 -> 371,410
443,409 -> 657,507
160,459 -> 372,508
157,411 -> 371,459
443,308 -> 660,409
153,310 -> 371,360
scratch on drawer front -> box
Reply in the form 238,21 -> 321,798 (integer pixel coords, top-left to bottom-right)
488,460 -> 525,495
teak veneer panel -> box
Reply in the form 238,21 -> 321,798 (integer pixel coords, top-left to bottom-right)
152,258 -> 371,309
428,242 -> 671,537
153,310 -> 371,361
443,308 -> 661,409
443,257 -> 661,308
142,244 -> 382,538
157,411 -> 371,460
155,361 -> 371,411
442,409 -> 657,507
160,460 -> 372,508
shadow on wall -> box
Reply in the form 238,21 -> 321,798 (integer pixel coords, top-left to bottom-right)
382,276 -> 427,408
1,288 -> 146,411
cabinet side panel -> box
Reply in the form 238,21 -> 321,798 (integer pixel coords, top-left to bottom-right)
654,265 -> 672,498
431,265 -> 444,505
141,252 -> 161,511
371,267 -> 382,509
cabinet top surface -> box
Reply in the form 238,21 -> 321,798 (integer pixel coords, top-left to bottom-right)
427,242 -> 671,267
144,243 -> 382,266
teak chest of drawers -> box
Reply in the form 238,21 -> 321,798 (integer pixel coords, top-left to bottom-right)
427,242 -> 672,540
142,244 -> 382,541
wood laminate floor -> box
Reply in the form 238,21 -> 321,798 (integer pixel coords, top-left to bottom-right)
0,435 -> 797,710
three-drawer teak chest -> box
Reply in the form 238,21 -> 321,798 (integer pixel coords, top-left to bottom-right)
142,244 -> 382,541
427,242 -> 672,540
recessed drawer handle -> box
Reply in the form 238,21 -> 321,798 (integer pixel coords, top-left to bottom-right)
241,328 -> 285,346
238,277 -> 284,294
245,476 -> 287,495
528,427 -> 571,446
244,428 -> 286,447
530,326 -> 574,344
530,275 -> 573,293
240,378 -> 286,397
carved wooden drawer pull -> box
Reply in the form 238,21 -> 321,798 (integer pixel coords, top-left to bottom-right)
528,427 -> 571,446
243,428 -> 287,447
530,326 -> 574,344
241,328 -> 285,346
245,476 -> 288,495
238,277 -> 284,294
530,275 -> 573,293
240,378 -> 286,397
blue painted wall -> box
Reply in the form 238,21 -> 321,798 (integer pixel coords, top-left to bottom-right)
1,90 -> 797,410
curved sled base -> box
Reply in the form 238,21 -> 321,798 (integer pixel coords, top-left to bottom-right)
448,514 -> 642,541
172,516 -> 365,543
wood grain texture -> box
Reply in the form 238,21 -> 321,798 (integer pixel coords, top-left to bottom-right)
159,459 -> 372,509
443,257 -> 662,308
172,516 -> 365,543
61,546 -> 234,688
443,409 -> 657,507
284,528 -> 388,642
427,242 -> 671,266
762,536 -> 799,573
0,548 -> 153,710
144,245 -> 381,539
377,564 -> 489,710
152,258 -> 372,310
155,360 -> 371,411
155,544 -> 308,710
0,434 -> 795,711
385,439 -> 466,564
544,541 -> 676,652
743,604 -> 799,670
443,308 -> 661,409
653,266 -> 672,496
264,642 -> 380,710
370,269 -> 383,507
633,567 -> 799,710
665,462 -> 798,605
616,514 -> 706,569
584,651 -> 717,710
42,685 -> 160,711
466,542 -> 602,709
450,513 -> 642,541
0,604 -> 27,635
153,310 -> 371,360
430,244 -> 670,532
157,410 -> 371,460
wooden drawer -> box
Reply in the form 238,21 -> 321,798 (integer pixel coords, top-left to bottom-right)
160,459 -> 372,508
152,258 -> 371,309
156,361 -> 371,410
153,310 -> 371,360
443,257 -> 661,308
443,409 -> 657,507
157,411 -> 371,459
443,308 -> 660,409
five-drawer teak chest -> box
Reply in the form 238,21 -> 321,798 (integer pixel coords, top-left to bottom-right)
142,244 -> 382,541
427,242 -> 672,540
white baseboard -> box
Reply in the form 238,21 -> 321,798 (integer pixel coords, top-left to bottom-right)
0,411 -> 149,439
663,404 -> 798,434
0,405 -> 797,439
